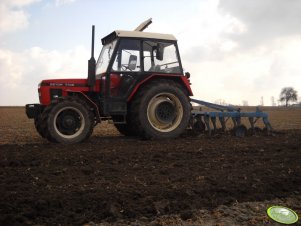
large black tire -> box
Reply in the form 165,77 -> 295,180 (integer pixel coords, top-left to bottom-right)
112,116 -> 138,136
114,123 -> 138,136
130,79 -> 191,139
34,115 -> 46,138
42,98 -> 94,144
37,104 -> 56,142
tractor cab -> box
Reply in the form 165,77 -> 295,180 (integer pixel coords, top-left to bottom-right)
96,31 -> 182,75
94,29 -> 185,116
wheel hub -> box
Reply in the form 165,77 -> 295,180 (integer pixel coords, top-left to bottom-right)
62,115 -> 77,129
56,109 -> 82,136
155,101 -> 176,124
147,93 -> 184,133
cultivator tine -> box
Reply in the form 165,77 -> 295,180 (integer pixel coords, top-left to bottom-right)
231,117 -> 237,128
211,117 -> 217,133
236,116 -> 241,126
248,117 -> 254,131
204,115 -> 211,135
263,117 -> 273,134
219,117 -> 226,132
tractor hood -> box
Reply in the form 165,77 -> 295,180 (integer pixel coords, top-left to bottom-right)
38,78 -> 101,105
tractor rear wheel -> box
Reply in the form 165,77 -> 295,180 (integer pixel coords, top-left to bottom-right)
45,98 -> 94,144
114,123 -> 138,136
131,79 -> 191,139
112,116 -> 138,136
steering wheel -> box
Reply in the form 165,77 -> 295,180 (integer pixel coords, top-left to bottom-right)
121,64 -> 132,71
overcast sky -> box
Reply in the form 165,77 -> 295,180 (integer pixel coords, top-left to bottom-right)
0,0 -> 300,106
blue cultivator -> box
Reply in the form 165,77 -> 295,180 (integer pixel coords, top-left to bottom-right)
190,98 -> 273,137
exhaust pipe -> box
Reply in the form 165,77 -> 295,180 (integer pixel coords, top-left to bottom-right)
87,25 -> 96,89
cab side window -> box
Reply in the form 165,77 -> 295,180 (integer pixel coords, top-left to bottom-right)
143,41 -> 181,74
112,39 -> 141,72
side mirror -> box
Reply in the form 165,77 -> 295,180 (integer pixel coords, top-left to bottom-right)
156,43 -> 164,61
128,55 -> 137,70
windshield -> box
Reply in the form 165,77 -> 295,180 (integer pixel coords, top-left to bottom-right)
96,40 -> 117,74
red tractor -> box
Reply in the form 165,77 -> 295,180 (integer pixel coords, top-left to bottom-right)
26,19 -> 193,144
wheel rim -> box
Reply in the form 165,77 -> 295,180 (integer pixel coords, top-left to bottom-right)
53,106 -> 85,139
147,93 -> 184,132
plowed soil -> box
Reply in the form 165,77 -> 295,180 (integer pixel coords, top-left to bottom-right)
0,107 -> 301,226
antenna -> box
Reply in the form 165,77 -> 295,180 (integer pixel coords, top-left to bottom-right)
134,18 -> 152,32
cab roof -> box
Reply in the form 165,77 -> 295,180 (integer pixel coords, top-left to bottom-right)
101,30 -> 177,45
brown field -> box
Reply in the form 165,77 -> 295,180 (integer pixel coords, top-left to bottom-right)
0,106 -> 300,225
0,106 -> 300,145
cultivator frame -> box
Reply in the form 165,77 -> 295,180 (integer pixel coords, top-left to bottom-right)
190,98 -> 273,137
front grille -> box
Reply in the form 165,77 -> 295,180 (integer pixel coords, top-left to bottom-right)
50,89 -> 62,101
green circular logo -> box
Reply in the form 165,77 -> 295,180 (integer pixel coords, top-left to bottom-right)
267,206 -> 299,224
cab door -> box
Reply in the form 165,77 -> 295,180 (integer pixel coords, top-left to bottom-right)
104,39 -> 142,115
109,39 -> 142,98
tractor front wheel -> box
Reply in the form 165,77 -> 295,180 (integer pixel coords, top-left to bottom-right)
34,115 -> 46,138
46,98 -> 94,144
